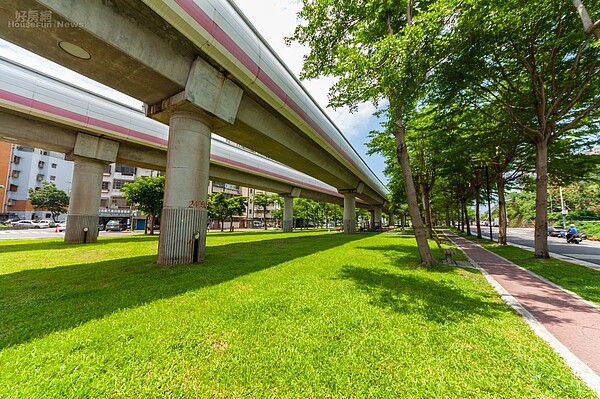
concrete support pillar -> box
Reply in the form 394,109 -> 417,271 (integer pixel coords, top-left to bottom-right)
65,134 -> 119,244
282,195 -> 294,233
343,192 -> 356,234
389,213 -> 396,227
158,110 -> 212,265
374,207 -> 382,229
64,156 -> 104,243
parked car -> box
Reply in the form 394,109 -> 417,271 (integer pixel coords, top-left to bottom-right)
105,219 -> 127,231
38,219 -> 56,228
548,226 -> 566,237
12,220 -> 52,228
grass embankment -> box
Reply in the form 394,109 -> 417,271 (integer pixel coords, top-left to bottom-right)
0,231 -> 595,398
461,234 -> 600,306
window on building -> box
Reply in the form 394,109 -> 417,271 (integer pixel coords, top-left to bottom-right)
213,181 -> 226,188
50,176 -> 56,181
115,164 -> 136,176
38,161 -> 45,168
9,184 -> 18,192
12,156 -> 21,164
113,179 -> 126,190
111,197 -> 129,208
100,198 -> 109,208
102,181 -> 110,191
11,170 -> 20,178
103,164 -> 112,175
36,174 -> 44,181
51,163 -> 57,168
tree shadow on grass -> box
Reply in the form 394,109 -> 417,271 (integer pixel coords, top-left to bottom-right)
0,235 -> 160,254
339,265 -> 508,324
0,233 -> 368,349
356,243 -> 456,270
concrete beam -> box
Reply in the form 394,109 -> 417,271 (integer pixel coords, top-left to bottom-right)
148,58 -> 243,128
67,133 -> 119,163
217,95 -> 361,190
209,165 -> 292,194
0,112 -> 76,153
0,0 -> 195,104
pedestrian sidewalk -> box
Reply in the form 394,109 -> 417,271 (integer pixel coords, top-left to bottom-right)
442,229 -> 600,396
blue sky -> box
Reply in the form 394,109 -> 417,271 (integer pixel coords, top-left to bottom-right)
0,0 -> 389,186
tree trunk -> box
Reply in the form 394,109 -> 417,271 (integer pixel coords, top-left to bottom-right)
463,199 -> 471,236
220,217 -> 224,232
497,179 -> 508,245
394,118 -> 436,265
418,172 -> 433,239
534,140 -> 550,258
263,208 -> 268,230
475,187 -> 482,238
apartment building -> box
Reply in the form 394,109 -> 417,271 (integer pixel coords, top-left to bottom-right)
0,143 -> 73,221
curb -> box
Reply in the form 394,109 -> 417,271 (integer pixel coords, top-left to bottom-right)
445,233 -> 600,396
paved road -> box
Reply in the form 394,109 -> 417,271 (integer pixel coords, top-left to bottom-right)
0,229 -> 135,240
480,227 -> 600,268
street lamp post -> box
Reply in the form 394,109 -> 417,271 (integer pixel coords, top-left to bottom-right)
485,166 -> 493,241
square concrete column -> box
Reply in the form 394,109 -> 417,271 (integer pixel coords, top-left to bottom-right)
282,195 -> 294,232
343,191 -> 356,234
158,110 -> 212,265
374,206 -> 382,228
64,156 -> 104,244
389,213 -> 396,227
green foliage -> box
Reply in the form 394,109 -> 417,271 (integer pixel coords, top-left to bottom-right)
121,176 -> 164,218
252,193 -> 279,230
27,181 -> 69,221
225,196 -> 247,232
207,192 -> 228,229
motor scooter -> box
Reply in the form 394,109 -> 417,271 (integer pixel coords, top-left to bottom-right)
566,233 -> 582,244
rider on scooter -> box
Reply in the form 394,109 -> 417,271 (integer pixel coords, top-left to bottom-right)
566,224 -> 579,242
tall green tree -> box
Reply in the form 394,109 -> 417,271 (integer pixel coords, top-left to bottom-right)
289,0 -> 459,264
28,181 -> 69,222
252,193 -> 279,230
121,176 -> 164,235
225,196 -> 248,232
437,0 -> 600,257
208,192 -> 228,232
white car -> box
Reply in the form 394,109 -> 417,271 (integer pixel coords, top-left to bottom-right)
38,219 -> 56,228
12,219 -> 55,228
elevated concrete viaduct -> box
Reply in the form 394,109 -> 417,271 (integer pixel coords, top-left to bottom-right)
0,57 -> 378,253
0,0 -> 388,264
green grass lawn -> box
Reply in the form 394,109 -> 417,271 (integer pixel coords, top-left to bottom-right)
0,231 -> 595,398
